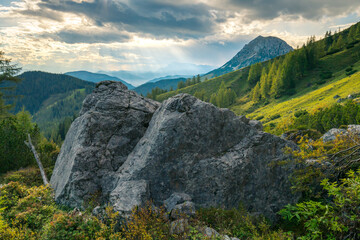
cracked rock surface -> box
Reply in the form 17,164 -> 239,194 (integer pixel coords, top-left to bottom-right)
51,81 -> 299,221
50,81 -> 159,207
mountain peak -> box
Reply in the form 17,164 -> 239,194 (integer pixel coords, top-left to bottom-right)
205,36 -> 293,78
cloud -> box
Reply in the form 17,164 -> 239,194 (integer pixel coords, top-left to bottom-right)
42,28 -> 131,44
28,0 -> 217,38
1,0 -> 359,76
224,0 -> 360,20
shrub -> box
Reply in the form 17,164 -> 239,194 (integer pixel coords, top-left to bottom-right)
121,203 -> 171,240
320,71 -> 333,80
1,167 -> 53,187
290,101 -> 360,133
0,182 -> 27,215
285,132 -> 360,198
269,114 -> 281,120
0,216 -> 36,240
294,110 -> 308,118
41,211 -> 107,240
279,168 -> 360,239
196,206 -> 292,239
346,69 -> 357,76
9,185 -> 57,231
345,67 -> 353,72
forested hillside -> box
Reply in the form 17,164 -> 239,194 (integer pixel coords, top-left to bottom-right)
9,71 -> 94,114
3,71 -> 95,141
156,22 -> 360,132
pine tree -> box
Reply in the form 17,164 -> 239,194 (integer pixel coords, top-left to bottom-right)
196,74 -> 201,83
247,63 -> 262,86
191,76 -> 196,85
348,25 -> 357,41
252,82 -> 261,102
335,34 -> 345,49
210,94 -> 217,106
0,51 -> 21,117
270,68 -> 283,98
259,69 -> 269,99
177,81 -> 185,89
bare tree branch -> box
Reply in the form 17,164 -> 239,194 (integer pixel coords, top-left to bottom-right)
24,134 -> 49,185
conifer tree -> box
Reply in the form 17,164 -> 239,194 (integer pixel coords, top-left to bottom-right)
177,81 -> 185,89
196,74 -> 201,83
0,51 -> 21,117
247,63 -> 262,86
252,82 -> 261,102
259,68 -> 269,99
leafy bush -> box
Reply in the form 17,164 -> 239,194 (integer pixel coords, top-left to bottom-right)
279,168 -> 360,239
269,114 -> 281,121
0,111 -> 40,174
285,132 -> 360,198
346,69 -> 357,76
10,185 -> 57,231
196,206 -> 292,239
121,203 -> 171,240
291,101 -> 360,133
1,167 -> 53,187
294,110 -> 308,118
42,212 -> 107,240
320,71 -> 332,80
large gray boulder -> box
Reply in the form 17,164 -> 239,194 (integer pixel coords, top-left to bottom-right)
111,94 -> 298,221
50,81 -> 159,207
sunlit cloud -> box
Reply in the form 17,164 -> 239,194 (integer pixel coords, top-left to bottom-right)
0,0 -> 359,79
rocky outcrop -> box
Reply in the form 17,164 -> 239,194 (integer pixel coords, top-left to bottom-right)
51,83 -> 299,221
50,81 -> 159,207
205,36 -> 293,78
321,125 -> 360,142
110,94 -> 298,221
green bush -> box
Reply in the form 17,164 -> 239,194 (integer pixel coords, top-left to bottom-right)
294,110 -> 308,118
291,100 -> 360,133
279,168 -> 360,239
1,167 -> 53,187
196,206 -> 292,239
0,111 -> 41,174
10,185 -> 57,231
320,70 -> 333,80
269,114 -> 281,121
41,212 -> 106,240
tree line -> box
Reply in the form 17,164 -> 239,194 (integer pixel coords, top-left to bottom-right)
250,22 -> 360,102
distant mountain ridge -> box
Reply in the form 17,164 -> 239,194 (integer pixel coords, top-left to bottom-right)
205,36 -> 293,78
65,71 -> 134,89
133,77 -> 187,96
147,75 -> 191,83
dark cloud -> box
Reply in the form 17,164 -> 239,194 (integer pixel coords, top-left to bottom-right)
18,8 -> 64,21
33,0 -> 216,39
14,0 -> 360,44
227,0 -> 360,20
41,29 -> 131,44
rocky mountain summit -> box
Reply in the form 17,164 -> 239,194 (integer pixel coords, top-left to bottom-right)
205,36 -> 293,78
51,81 -> 299,221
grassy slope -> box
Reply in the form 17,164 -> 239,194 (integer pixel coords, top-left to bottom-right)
156,36 -> 360,132
246,69 -> 360,125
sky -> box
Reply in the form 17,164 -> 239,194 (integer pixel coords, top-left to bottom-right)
1,0 -> 360,83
